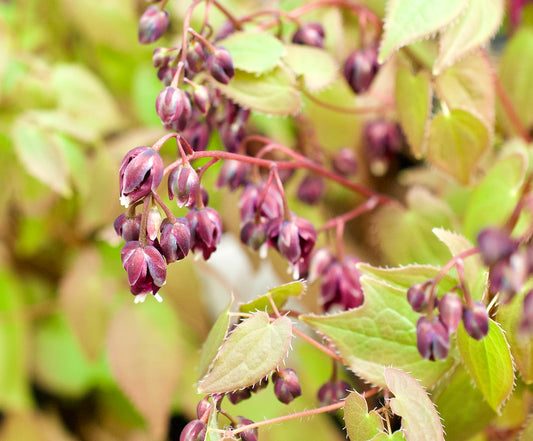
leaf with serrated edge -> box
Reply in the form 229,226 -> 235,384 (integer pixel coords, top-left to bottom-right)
378,0 -> 468,63
300,276 -> 456,389
519,414 -> 533,441
240,281 -> 306,314
456,320 -> 514,412
395,65 -> 431,158
217,32 -> 285,74
434,0 -> 504,74
344,391 -> 384,441
215,67 -> 301,115
385,368 -> 444,441
427,109 -> 489,185
198,312 -> 292,394
205,402 -> 222,441
283,44 -> 338,92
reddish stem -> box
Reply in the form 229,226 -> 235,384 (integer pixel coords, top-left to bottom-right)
151,191 -> 177,224
292,327 -> 343,362
138,196 -> 152,247
320,196 -> 379,231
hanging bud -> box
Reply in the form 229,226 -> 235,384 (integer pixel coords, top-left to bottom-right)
273,369 -> 302,405
138,5 -> 169,44
155,86 -> 192,130
297,175 -> 325,205
292,22 -> 325,48
187,41 -> 208,73
317,380 -> 351,405
159,218 -> 191,263
364,120 -> 403,176
463,302 -> 489,340
267,216 -> 317,264
416,316 -> 450,361
196,397 -> 211,422
320,258 -> 364,311
308,248 -> 335,283
186,207 -> 223,260
181,121 -> 211,152
227,388 -> 251,405
239,182 -> 284,224
119,146 -> 164,208
121,241 -> 167,303
343,47 -> 379,94
438,293 -> 463,334
146,207 -> 163,241
179,419 -> 206,441
520,290 -> 533,333
240,221 -> 268,255
477,228 -> 517,267
157,66 -> 178,86
152,46 -> 177,68
168,165 -> 200,208
235,417 -> 258,441
407,283 -> 431,312
332,148 -> 358,176
216,160 -> 252,191
114,212 -> 142,242
208,47 -> 235,84
192,85 -> 212,115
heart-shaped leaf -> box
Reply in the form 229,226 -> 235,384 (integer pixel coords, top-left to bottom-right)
344,391 -> 384,441
239,281 -> 306,314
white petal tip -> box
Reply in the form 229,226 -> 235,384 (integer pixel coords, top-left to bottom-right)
120,195 -> 130,208
134,293 -> 147,304
259,244 -> 268,259
153,293 -> 163,303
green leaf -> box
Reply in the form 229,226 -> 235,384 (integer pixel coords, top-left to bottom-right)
384,368 -> 444,441
283,44 -> 338,91
435,52 -> 495,127
218,31 -> 285,74
205,402 -> 222,441
395,65 -> 431,158
198,312 -> 292,394
344,391 -> 384,441
239,281 -> 306,314
456,320 -> 514,412
519,415 -> 533,441
300,276 -> 456,389
215,67 -> 301,115
372,432 -> 407,441
378,0 -> 468,63
427,109 -> 489,185
463,152 -> 527,240
434,0 -> 504,74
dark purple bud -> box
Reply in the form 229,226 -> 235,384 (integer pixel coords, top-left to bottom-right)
199,185 -> 210,207
239,182 -> 284,224
219,121 -> 246,153
463,302 -> 489,340
343,47 -> 379,94
250,378 -> 268,393
308,248 -> 335,283
227,388 -> 251,405
196,397 -> 211,422
121,241 -> 167,302
186,41 -> 208,73
157,66 -> 178,86
214,20 -> 236,41
114,212 -> 142,242
146,207 -> 162,241
155,86 -> 191,130
273,369 -> 302,404
224,101 -> 250,126
407,283 -> 430,313
208,46 -> 235,84
186,207 -> 223,260
488,260 -> 507,295
216,160 -> 251,191
168,165 -> 200,208
416,316 -> 450,361
236,417 -> 258,441
297,175 -> 325,205
317,380 -> 351,405
520,290 -> 533,333
292,22 -> 325,48
364,120 -> 403,176
138,5 -> 169,44
181,121 -> 211,152
438,293 -> 463,334
240,221 -> 268,256
179,419 -> 206,441
320,258 -> 364,311
119,146 -> 164,208
159,218 -> 191,263
267,216 -> 317,264
332,148 -> 358,176
477,228 -> 517,267
192,85 -> 212,115
152,46 -> 177,68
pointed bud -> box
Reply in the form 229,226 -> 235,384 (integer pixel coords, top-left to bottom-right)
317,380 -> 351,405
181,121 -> 211,152
332,148 -> 358,176
267,216 -> 317,264
292,22 -> 325,48
168,165 -> 200,208
227,388 -> 251,405
477,228 -> 517,267
407,283 -> 430,313
463,302 -> 489,340
114,212 -> 142,242
320,258 -> 363,311
239,182 -> 284,223
146,207 -> 162,241
196,397 -> 211,421
236,417 -> 258,441
240,221 -> 268,252
157,66 -> 178,86
192,85 -> 212,115
208,47 -> 235,84
273,369 -> 302,404
179,419 -> 206,441
138,5 -> 169,44
416,316 -> 450,361
343,47 -> 379,94
216,160 -> 252,191
159,218 -> 191,263
155,86 -> 192,130
297,175 -> 325,205
364,120 -> 402,176
186,207 -> 223,260
187,41 -> 208,73
308,248 -> 335,283
152,46 -> 177,68
438,293 -> 463,334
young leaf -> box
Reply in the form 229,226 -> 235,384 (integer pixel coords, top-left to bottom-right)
456,320 -> 514,412
198,312 -> 292,394
218,31 -> 285,74
215,67 -> 301,115
239,280 -> 306,314
300,276 -> 456,389
372,432 -> 407,441
378,0 -> 468,63
344,391 -> 384,441
434,0 -> 504,74
283,44 -> 338,91
427,109 -> 489,185
395,65 -> 431,158
384,368 -> 445,441
205,402 -> 222,441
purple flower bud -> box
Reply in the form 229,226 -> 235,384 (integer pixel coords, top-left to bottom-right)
119,146 -> 164,208
179,419 -> 206,441
297,175 -> 325,205
146,207 -> 162,241
121,241 -> 167,302
239,182 -> 284,224
227,388 -> 251,405
157,66 -> 178,86
155,87 -> 192,130
332,148 -> 358,176
186,41 -> 208,73
520,290 -> 533,333
138,5 -> 169,44
181,121 -> 211,152
364,120 -> 403,176
186,207 -> 223,260
463,302 -> 489,340
292,22 -> 325,48
152,46 -> 177,68
196,397 -> 211,421
236,417 -> 258,441
250,378 -> 268,393
159,218 -> 191,263
317,380 -> 351,405
219,121 -> 246,153
192,85 -> 212,115
240,221 -> 268,254
343,47 -> 379,94
216,160 -> 251,191
208,46 -> 235,84
308,248 -> 335,283
407,283 -> 430,313
267,216 -> 317,264
438,293 -> 463,334
168,165 -> 200,208
114,212 -> 142,242
214,20 -> 236,41
273,369 -> 302,405
320,257 -> 364,311
416,316 -> 450,361
477,228 -> 517,267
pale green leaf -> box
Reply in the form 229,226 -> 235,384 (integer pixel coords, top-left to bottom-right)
434,0 -> 504,74
385,368 -> 444,441
218,31 -> 285,74
372,432 -> 407,441
456,320 -> 514,412
427,109 -> 489,185
239,281 -> 306,314
215,67 -> 301,115
344,391 -> 384,441
205,402 -> 222,441
395,65 -> 431,158
519,415 -> 533,441
283,44 -> 338,91
198,312 -> 292,394
379,0 -> 468,63
300,276 -> 456,389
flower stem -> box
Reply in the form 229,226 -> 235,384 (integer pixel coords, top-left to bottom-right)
291,327 -> 343,362
151,192 -> 177,224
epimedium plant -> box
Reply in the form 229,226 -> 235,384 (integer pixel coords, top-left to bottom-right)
111,0 -> 533,440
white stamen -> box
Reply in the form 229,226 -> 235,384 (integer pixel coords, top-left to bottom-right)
153,293 -> 163,303
120,195 -> 130,208
292,265 -> 300,280
259,243 -> 268,259
134,293 -> 147,304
